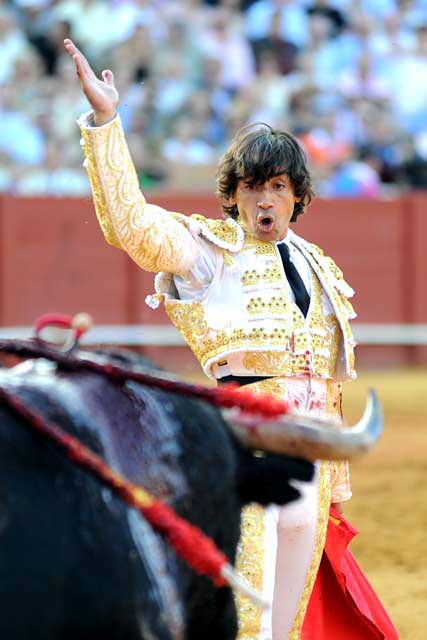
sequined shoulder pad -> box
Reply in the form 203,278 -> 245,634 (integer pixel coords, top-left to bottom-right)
190,214 -> 244,252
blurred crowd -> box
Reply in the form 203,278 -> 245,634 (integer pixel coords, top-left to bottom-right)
1,0 -> 427,198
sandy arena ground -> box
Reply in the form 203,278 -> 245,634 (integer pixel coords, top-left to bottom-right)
343,368 -> 427,640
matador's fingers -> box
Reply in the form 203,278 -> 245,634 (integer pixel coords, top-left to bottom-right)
63,38 -> 96,82
101,69 -> 115,87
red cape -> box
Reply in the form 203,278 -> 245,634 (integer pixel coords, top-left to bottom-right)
302,507 -> 399,639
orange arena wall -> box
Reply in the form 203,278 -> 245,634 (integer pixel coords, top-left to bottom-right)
1,193 -> 426,369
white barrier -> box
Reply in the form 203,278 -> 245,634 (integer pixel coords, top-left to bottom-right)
0,324 -> 427,345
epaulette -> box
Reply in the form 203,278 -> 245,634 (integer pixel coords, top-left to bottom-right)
190,214 -> 244,252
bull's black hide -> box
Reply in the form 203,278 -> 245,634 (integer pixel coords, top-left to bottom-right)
0,350 -> 313,640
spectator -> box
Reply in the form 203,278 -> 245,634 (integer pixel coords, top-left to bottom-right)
162,116 -> 215,164
0,85 -> 45,165
306,0 -> 347,37
249,51 -> 293,123
1,0 -> 427,197
202,8 -> 256,90
53,0 -> 117,58
388,24 -> 427,133
323,146 -> 382,198
245,0 -> 309,48
338,51 -> 390,102
30,19 -> 75,76
398,136 -> 427,189
0,7 -> 34,85
299,110 -> 353,182
198,57 -> 233,121
250,7 -> 299,75
154,55 -> 194,119
15,138 -> 90,196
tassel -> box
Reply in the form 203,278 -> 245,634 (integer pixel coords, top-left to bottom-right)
145,294 -> 162,309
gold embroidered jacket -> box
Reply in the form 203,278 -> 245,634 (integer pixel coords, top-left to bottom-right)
79,113 -> 357,383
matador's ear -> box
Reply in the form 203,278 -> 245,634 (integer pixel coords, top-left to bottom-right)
223,195 -> 236,206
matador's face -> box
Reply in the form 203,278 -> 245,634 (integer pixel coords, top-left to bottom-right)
230,174 -> 299,242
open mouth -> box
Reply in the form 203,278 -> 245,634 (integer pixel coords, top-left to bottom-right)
256,212 -> 275,233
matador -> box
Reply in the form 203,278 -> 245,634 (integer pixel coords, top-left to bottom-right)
65,37 -> 397,640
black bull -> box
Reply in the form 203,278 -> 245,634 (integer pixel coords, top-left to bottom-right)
0,348 -> 381,640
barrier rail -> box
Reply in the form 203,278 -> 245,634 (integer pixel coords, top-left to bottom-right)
1,324 -> 426,346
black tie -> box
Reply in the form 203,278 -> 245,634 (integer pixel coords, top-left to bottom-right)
278,243 -> 310,317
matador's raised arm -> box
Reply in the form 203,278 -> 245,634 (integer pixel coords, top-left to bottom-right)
65,38 -> 200,275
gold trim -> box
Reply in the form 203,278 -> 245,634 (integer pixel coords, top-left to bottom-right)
325,379 -> 342,418
288,461 -> 331,639
242,353 -> 291,377
190,214 -> 243,250
235,504 -> 266,639
254,242 -> 277,256
235,377 -> 289,639
241,377 -> 289,401
241,265 -> 284,288
81,126 -> 122,248
246,295 -> 290,316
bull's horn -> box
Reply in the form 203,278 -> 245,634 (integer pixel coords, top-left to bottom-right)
225,389 -> 383,461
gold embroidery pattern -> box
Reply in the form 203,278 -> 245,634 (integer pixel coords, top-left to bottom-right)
326,257 -> 343,280
244,352 -> 312,377
241,266 -> 284,289
81,117 -> 194,274
254,242 -> 277,256
263,266 -> 283,284
235,504 -> 265,640
329,459 -> 352,503
80,127 -> 121,248
305,241 -> 324,256
243,351 -> 291,374
165,302 -> 297,365
325,313 -> 340,366
223,250 -> 235,267
308,246 -> 351,299
159,240 -> 353,379
325,380 -> 342,419
288,461 -> 331,639
165,267 -> 342,379
326,382 -> 352,503
246,295 -> 289,316
190,214 -> 243,249
165,301 -> 208,342
241,269 -> 261,288
297,238 -> 357,378
328,287 -> 356,378
244,377 -> 288,400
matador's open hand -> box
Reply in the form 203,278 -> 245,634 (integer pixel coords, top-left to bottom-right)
64,38 -> 119,126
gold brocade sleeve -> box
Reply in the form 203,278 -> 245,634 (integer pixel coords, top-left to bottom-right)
79,113 -> 200,274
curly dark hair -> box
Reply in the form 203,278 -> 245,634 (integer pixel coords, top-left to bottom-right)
216,123 -> 315,221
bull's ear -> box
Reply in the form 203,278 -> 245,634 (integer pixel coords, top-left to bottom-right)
235,447 -> 314,507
